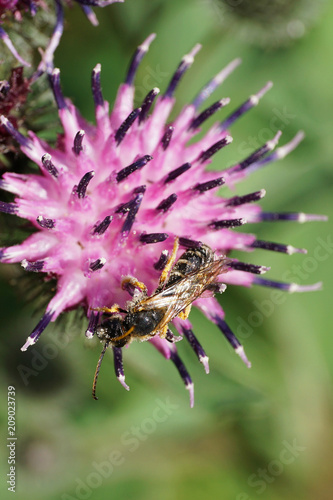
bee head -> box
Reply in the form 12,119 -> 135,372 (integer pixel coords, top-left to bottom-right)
96,317 -> 129,348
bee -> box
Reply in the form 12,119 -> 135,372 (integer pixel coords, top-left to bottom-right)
91,237 -> 231,399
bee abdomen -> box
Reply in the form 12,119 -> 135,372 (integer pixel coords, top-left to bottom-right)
166,244 -> 214,287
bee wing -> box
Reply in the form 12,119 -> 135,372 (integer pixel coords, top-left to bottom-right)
138,257 -> 230,331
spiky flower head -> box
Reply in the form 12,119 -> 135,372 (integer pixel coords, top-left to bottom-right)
0,35 -> 326,406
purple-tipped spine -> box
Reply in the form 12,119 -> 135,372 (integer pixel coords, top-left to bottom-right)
156,193 -> 178,212
199,136 -> 232,163
161,126 -> 174,150
42,154 -> 59,178
115,108 -> 141,145
75,171 -> 95,199
140,233 -> 169,244
93,216 -> 112,235
164,163 -> 191,184
116,155 -> 152,183
91,64 -> 104,107
125,34 -> 156,86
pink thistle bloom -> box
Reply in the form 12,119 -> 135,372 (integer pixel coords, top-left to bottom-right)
0,35 -> 326,406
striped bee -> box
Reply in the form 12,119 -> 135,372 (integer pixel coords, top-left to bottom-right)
91,237 -> 230,399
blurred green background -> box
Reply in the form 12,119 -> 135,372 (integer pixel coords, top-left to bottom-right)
1,0 -> 333,499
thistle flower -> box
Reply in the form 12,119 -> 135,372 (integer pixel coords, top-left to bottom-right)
0,34 -> 326,406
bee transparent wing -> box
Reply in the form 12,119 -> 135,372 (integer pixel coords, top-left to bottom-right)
139,257 -> 230,330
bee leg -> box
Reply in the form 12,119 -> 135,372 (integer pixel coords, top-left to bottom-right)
158,236 -> 179,287
121,276 -> 147,296
91,304 -> 123,314
159,325 -> 169,339
178,304 -> 192,320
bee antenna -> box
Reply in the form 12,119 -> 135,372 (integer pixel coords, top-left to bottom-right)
92,341 -> 110,400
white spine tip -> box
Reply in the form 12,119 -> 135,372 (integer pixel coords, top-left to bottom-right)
298,213 -> 307,223
85,329 -> 94,339
85,9 -> 98,26
221,97 -> 231,106
274,130 -> 283,142
190,44 -> 202,58
289,282 -> 323,293
235,346 -> 252,368
249,95 -> 259,106
214,58 -> 242,85
295,130 -> 305,142
21,337 -> 35,352
257,81 -> 273,99
288,245 -> 307,255
231,57 -> 242,67
317,215 -> 328,222
140,33 -> 156,51
118,375 -> 130,391
267,131 -> 282,150
276,131 -> 305,159
187,382 -> 195,408
200,355 -> 210,374
0,115 -> 8,125
183,44 -> 202,65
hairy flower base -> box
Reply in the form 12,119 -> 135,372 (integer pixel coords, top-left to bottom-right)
0,35 -> 326,406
